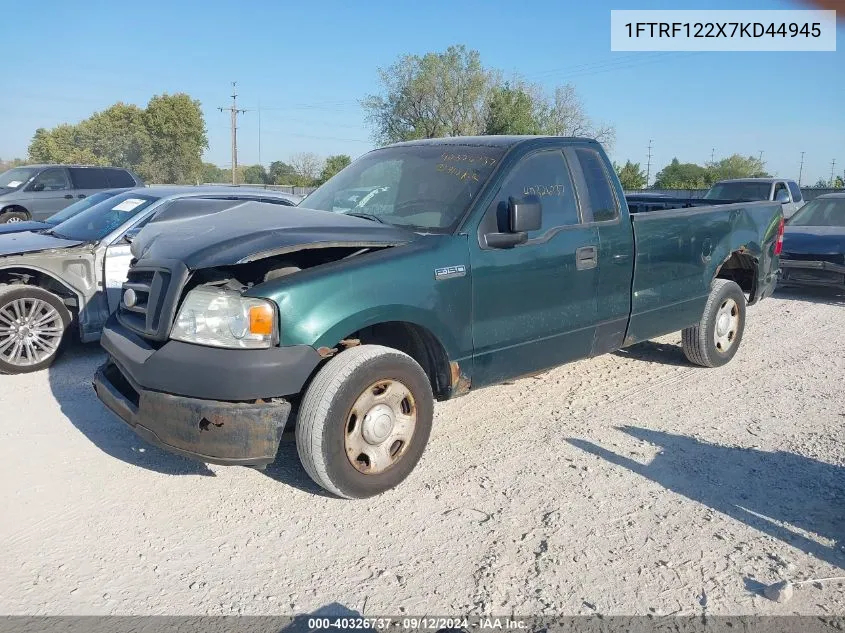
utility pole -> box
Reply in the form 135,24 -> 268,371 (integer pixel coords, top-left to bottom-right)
831,159 -> 837,187
798,151 -> 805,186
710,148 -> 715,164
257,97 -> 262,168
218,82 -> 247,185
758,150 -> 764,163
645,139 -> 653,188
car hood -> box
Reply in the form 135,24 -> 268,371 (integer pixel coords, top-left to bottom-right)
132,200 -> 417,269
782,226 -> 845,255
0,221 -> 51,236
0,231 -> 85,258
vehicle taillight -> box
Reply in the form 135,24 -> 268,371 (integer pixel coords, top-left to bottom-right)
774,217 -> 785,255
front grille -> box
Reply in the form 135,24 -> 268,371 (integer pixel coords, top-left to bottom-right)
117,261 -> 190,342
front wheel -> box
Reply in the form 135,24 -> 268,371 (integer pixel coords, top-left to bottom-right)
295,345 -> 434,498
0,210 -> 28,224
0,286 -> 72,374
682,279 -> 746,368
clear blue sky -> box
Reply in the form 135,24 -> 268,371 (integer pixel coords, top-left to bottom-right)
4,0 -> 843,184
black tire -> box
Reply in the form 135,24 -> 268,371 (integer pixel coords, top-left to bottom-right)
295,344 -> 434,499
0,286 -> 72,374
0,210 -> 29,224
682,279 -> 746,368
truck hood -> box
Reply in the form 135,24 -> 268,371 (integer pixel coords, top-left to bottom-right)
0,231 -> 84,258
782,226 -> 845,255
0,221 -> 51,236
132,200 -> 416,269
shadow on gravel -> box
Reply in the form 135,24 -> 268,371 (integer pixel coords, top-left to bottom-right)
568,427 -> 845,570
613,341 -> 691,367
774,285 -> 845,306
47,340 -> 215,476
262,434 -> 336,497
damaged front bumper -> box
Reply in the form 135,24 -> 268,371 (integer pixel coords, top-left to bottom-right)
779,259 -> 845,288
93,361 -> 291,466
92,316 -> 324,466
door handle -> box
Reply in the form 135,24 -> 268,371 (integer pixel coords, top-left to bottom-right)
576,245 -> 598,270
63,194 -> 73,199
612,253 -> 631,262
77,194 -> 86,199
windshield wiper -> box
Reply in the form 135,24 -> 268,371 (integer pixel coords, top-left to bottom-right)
345,212 -> 385,224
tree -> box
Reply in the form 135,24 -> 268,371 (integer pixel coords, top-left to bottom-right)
484,82 -> 540,135
834,175 -> 845,188
361,45 -> 492,144
28,93 -> 208,184
319,155 -> 352,184
653,158 -> 710,189
140,93 -> 208,184
268,160 -> 297,185
200,162 -> 230,183
535,84 -> 615,149
289,152 -> 324,187
706,154 -> 769,182
615,160 -> 647,190
242,164 -> 269,185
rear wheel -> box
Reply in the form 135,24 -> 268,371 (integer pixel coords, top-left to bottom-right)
295,345 -> 434,498
682,279 -> 746,368
0,286 -> 71,374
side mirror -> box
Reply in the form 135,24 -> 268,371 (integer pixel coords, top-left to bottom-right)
484,195 -> 542,249
123,227 -> 142,244
775,190 -> 790,204
508,195 -> 542,232
30,183 -> 45,192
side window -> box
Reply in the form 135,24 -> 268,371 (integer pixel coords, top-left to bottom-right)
787,181 -> 802,203
105,168 -> 138,188
490,150 -> 580,238
574,148 -> 619,222
30,168 -> 70,192
69,168 -> 110,189
773,182 -> 788,199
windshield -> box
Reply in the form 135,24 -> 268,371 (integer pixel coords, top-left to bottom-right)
51,192 -> 161,241
301,144 -> 505,232
704,182 -> 771,201
787,198 -> 845,227
45,191 -> 122,225
0,167 -> 39,190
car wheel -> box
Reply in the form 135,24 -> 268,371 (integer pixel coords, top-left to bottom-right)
682,279 -> 746,368
0,211 -> 28,224
0,286 -> 72,374
295,344 -> 434,499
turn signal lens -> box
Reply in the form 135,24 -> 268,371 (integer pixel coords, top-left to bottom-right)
249,304 -> 275,336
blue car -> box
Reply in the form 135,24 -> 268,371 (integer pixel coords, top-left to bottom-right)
0,189 -> 127,235
779,193 -> 845,289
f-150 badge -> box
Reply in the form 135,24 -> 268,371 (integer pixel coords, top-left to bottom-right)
434,265 -> 466,280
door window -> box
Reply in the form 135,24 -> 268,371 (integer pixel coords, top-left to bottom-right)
574,148 -> 619,222
488,150 -> 580,239
787,181 -> 803,203
773,182 -> 789,200
69,168 -> 110,189
30,168 -> 70,191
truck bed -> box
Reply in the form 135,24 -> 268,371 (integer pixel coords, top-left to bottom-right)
624,200 -> 783,345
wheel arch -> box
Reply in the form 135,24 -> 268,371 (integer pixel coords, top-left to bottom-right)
0,265 -> 83,330
0,204 -> 31,220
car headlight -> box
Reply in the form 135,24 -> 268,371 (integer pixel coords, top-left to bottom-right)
170,287 -> 277,349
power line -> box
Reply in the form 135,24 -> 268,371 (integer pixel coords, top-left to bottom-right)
798,151 -> 805,186
218,82 -> 248,184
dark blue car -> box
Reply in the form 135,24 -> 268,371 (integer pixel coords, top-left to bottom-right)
779,193 -> 845,289
0,189 -> 126,236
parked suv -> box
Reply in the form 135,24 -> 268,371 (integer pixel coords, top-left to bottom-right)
0,165 -> 144,224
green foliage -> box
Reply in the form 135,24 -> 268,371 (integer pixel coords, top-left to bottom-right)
833,175 -> 845,188
614,160 -> 647,190
0,157 -> 29,172
653,158 -> 711,189
268,160 -> 297,185
361,45 -> 492,144
27,93 -> 208,184
287,152 -> 324,187
362,46 -> 615,149
484,83 -> 540,135
200,162 -> 230,183
242,164 -> 269,185
319,155 -> 352,184
707,154 -> 769,181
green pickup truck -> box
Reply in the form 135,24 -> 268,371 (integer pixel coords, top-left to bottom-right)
93,136 -> 784,498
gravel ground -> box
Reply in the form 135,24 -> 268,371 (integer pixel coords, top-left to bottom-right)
0,287 -> 843,616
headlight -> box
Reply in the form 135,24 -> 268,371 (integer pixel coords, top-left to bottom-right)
170,287 -> 277,349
